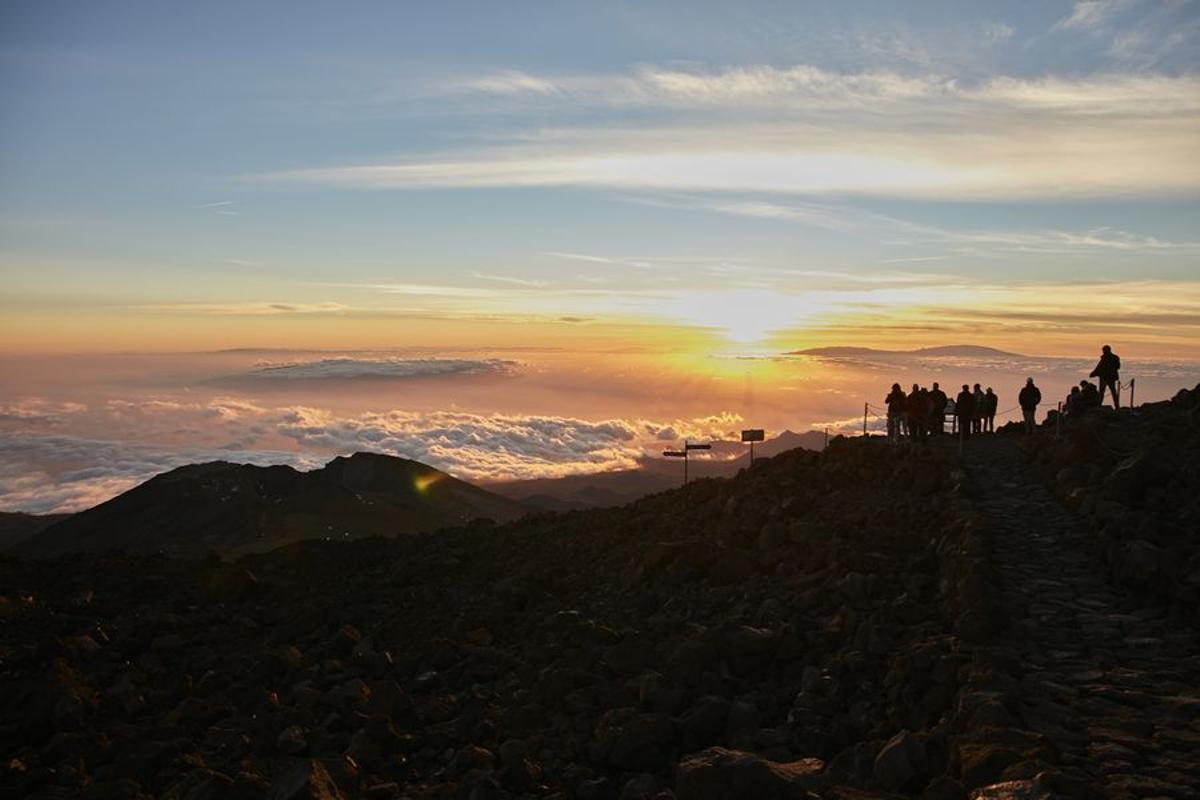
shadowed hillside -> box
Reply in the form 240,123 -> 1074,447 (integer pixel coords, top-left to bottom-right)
13,453 -> 527,560
0,512 -> 71,552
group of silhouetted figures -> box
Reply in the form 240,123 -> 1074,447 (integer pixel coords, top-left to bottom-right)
883,345 -> 1122,444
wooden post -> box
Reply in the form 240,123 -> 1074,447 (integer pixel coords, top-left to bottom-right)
684,440 -> 689,485
1130,378 -> 1136,409
824,428 -> 829,449
863,403 -> 868,437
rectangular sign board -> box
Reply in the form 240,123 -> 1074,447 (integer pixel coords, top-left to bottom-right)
741,429 -> 765,442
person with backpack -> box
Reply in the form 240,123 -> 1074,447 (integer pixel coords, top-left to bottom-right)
1018,377 -> 1042,434
1090,344 -> 1121,408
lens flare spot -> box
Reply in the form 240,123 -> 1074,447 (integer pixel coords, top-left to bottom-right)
414,472 -> 444,494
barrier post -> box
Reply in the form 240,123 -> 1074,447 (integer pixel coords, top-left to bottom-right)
1130,378 -> 1136,409
863,403 -> 868,437
824,428 -> 829,449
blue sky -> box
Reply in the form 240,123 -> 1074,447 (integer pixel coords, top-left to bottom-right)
1,0 -> 1198,353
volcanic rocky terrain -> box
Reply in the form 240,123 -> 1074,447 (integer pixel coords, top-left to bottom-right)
2,386 -> 1198,799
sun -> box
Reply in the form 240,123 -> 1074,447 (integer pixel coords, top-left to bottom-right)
666,289 -> 824,347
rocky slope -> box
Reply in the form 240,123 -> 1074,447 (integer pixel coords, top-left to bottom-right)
1021,383 -> 1200,614
13,453 -> 528,560
0,512 -> 71,552
2,397 -> 1197,799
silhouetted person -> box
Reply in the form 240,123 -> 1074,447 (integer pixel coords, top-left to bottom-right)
907,383 -> 923,440
1065,385 -> 1082,418
929,382 -> 948,435
983,387 -> 998,433
1079,380 -> 1101,412
1018,377 -> 1041,434
908,385 -> 932,441
1090,344 -> 1121,408
955,384 -> 975,440
972,383 -> 985,434
886,383 -> 907,443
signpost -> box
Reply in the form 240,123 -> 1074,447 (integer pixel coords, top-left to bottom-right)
663,440 -> 712,485
741,428 -> 764,464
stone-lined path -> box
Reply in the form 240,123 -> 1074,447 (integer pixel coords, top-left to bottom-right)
963,435 -> 1200,798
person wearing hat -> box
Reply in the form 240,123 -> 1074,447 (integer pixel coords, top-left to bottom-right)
1018,377 -> 1042,434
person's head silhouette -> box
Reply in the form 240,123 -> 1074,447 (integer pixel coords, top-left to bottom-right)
1102,344 -> 1111,354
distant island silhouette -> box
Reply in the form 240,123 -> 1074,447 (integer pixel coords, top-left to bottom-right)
790,344 -> 1027,359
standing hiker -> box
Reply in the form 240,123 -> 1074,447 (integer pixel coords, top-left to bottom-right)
886,383 -> 907,443
983,387 -> 998,433
929,382 -> 948,435
955,384 -> 976,441
1018,377 -> 1041,434
1090,344 -> 1121,409
972,383 -> 986,434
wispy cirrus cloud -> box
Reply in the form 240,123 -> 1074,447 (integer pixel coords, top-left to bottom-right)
262,64 -> 1200,199
1054,0 -> 1138,32
657,195 -> 1200,256
138,301 -> 353,315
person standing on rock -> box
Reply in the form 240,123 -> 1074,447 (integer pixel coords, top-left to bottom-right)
983,387 -> 998,433
886,383 -> 907,443
1018,378 -> 1041,434
955,384 -> 975,441
1090,344 -> 1121,409
929,382 -> 948,435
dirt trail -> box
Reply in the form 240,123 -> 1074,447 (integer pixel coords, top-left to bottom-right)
963,434 -> 1200,798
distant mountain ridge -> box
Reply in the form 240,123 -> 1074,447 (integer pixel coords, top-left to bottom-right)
14,452 -> 527,559
489,429 -> 828,511
790,345 -> 1027,359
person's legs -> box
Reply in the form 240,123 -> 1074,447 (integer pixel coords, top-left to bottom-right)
1103,379 -> 1121,409
1023,408 -> 1034,434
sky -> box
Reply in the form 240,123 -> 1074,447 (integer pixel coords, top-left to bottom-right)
1,1 -> 1199,511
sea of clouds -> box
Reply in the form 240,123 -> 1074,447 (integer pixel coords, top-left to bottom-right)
0,394 -> 743,514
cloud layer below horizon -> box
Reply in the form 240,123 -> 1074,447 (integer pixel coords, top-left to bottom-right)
0,394 -> 747,514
